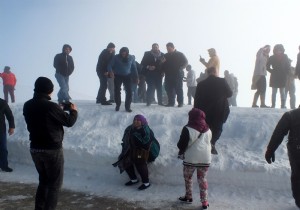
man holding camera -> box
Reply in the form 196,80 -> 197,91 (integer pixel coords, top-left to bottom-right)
23,77 -> 78,210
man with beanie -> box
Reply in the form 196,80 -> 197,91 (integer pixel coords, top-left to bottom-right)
23,77 -> 78,210
161,42 -> 188,107
265,106 -> 300,208
108,47 -> 138,112
0,97 -> 15,172
0,66 -> 17,103
53,44 -> 74,104
96,42 -> 116,105
194,67 -> 232,155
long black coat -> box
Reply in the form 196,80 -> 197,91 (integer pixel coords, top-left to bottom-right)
161,50 -> 188,78
53,52 -> 74,76
0,99 -> 15,133
267,54 -> 290,88
23,93 -> 78,150
194,75 -> 232,127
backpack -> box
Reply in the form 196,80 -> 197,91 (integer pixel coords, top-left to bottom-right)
148,129 -> 160,162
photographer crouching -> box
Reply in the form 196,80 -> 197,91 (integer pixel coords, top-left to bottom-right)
23,77 -> 78,210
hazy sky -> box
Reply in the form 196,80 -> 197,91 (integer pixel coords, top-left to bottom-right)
1,0 -> 300,107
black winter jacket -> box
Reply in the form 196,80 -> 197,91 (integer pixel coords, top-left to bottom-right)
194,75 -> 232,127
0,99 -> 15,133
23,93 -> 78,150
54,53 -> 74,76
267,108 -> 300,153
96,49 -> 115,75
161,50 -> 188,78
141,51 -> 164,76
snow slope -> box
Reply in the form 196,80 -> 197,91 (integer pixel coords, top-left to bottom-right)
0,101 -> 298,209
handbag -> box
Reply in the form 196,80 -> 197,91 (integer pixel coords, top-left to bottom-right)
132,146 -> 151,161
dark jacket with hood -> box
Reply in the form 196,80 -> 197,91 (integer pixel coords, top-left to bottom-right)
53,45 -> 75,77
96,49 -> 115,75
194,75 -> 232,127
23,93 -> 78,150
0,98 -> 15,133
267,54 -> 290,88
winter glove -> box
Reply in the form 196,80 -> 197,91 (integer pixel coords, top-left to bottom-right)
177,153 -> 185,160
265,149 -> 275,164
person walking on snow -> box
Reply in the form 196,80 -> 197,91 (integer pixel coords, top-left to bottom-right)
177,108 -> 211,209
0,66 -> 17,103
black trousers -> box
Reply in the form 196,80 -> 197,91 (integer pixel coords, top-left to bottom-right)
30,149 -> 64,210
288,146 -> 300,207
114,74 -> 132,109
125,161 -> 149,183
96,73 -> 108,103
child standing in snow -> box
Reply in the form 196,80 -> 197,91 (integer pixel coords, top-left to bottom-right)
177,108 -> 212,209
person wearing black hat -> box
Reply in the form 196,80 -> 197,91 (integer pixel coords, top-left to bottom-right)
0,95 -> 15,172
108,47 -> 138,112
96,42 -> 116,105
23,77 -> 78,210
53,44 -> 74,104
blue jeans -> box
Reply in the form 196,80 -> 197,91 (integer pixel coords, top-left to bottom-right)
31,149 -> 64,210
55,73 -> 70,103
272,87 -> 285,108
285,82 -> 296,109
131,83 -> 138,103
0,132 -> 8,168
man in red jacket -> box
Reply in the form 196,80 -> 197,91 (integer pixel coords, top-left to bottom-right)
0,66 -> 17,103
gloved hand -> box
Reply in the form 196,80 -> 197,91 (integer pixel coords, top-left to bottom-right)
265,149 -> 275,164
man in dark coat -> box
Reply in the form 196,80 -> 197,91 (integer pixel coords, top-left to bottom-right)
161,42 -> 188,107
96,42 -> 115,105
265,106 -> 300,208
53,44 -> 75,104
141,43 -> 165,106
194,67 -> 232,154
0,98 -> 15,172
23,77 -> 78,210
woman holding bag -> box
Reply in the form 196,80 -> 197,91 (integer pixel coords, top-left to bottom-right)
177,108 -> 212,209
115,114 -> 159,191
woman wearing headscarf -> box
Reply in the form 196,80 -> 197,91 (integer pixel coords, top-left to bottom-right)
177,108 -> 212,209
113,114 -> 160,190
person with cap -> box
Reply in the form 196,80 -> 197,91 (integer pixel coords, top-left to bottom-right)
199,48 -> 220,77
265,105 -> 300,208
107,47 -> 138,112
251,45 -> 271,108
53,44 -> 75,104
177,108 -> 212,209
194,67 -> 232,155
161,42 -> 188,107
96,42 -> 116,105
114,114 -> 160,191
0,95 -> 15,172
0,66 -> 17,103
267,44 -> 290,108
140,43 -> 165,106
23,77 -> 78,210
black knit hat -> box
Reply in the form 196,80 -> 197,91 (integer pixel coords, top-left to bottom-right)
34,77 -> 54,94
119,47 -> 129,54
62,44 -> 72,52
107,42 -> 115,49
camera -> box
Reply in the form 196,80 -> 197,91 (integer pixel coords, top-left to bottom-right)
61,102 -> 73,111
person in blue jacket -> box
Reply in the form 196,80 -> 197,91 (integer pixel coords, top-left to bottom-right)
108,47 -> 138,112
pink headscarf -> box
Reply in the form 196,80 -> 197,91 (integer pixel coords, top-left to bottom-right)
187,108 -> 209,133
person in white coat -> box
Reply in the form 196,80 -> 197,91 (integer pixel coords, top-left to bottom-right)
177,108 -> 212,210
183,65 -> 197,105
251,45 -> 270,108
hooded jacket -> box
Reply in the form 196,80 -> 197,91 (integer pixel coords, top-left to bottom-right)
0,71 -> 16,86
53,46 -> 75,76
23,93 -> 78,150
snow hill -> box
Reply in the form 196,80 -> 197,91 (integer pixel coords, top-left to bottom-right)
0,101 -> 298,210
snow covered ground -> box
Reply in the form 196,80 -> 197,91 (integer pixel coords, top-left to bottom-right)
0,101 -> 298,209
